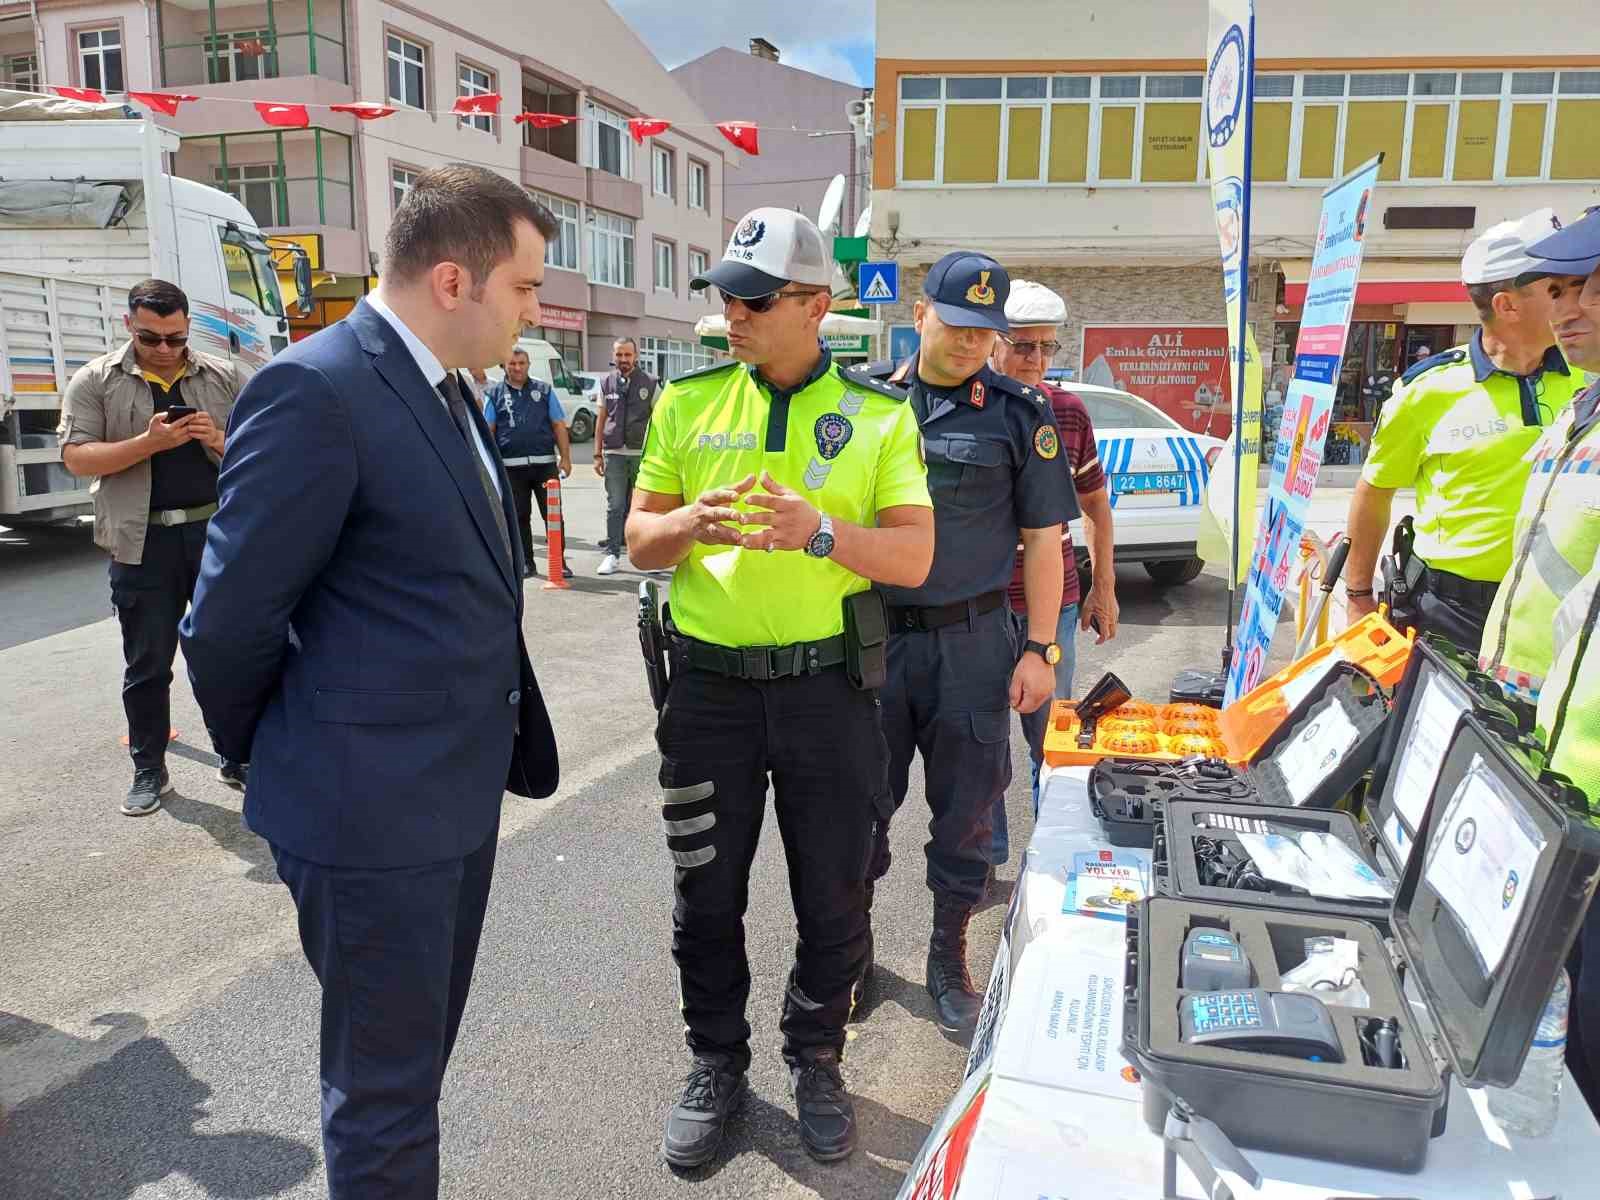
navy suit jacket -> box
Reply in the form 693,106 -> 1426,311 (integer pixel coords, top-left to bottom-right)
180,299 -> 558,869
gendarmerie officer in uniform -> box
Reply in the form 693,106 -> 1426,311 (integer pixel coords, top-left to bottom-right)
847,252 -> 1078,1038
482,346 -> 571,578
1344,209 -> 1582,645
628,208 -> 933,1167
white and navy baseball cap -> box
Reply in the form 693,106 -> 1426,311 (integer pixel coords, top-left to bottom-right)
690,207 -> 833,298
1461,207 -> 1565,285
1529,206 -> 1600,279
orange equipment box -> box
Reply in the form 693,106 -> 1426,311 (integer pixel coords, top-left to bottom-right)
1042,613 -> 1412,769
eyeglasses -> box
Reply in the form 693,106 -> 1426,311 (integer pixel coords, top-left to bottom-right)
1001,336 -> 1061,359
717,288 -> 821,314
132,329 -> 189,349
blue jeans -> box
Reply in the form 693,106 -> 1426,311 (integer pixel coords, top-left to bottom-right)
990,604 -> 1078,866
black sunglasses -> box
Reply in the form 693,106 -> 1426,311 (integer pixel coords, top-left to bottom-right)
132,329 -> 189,349
716,287 -> 820,314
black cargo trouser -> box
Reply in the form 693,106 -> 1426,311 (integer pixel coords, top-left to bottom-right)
109,521 -> 212,771
870,602 -> 1021,910
655,665 -> 887,1073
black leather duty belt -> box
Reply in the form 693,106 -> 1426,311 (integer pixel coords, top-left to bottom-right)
887,589 -> 1006,633
667,632 -> 847,681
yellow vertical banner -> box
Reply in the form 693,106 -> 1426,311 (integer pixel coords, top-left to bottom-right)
1197,0 -> 1263,587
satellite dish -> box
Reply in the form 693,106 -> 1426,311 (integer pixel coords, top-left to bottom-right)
853,203 -> 872,239
817,173 -> 846,235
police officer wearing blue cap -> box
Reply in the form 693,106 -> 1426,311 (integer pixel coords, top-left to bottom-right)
846,252 -> 1078,1037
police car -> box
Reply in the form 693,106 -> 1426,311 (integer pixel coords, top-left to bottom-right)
1062,382 -> 1225,586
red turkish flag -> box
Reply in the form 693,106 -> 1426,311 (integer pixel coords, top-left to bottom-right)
627,117 -> 671,144
716,121 -> 760,156
52,86 -> 105,103
330,102 -> 397,121
452,93 -> 502,117
514,112 -> 577,130
128,91 -> 199,117
255,101 -> 309,128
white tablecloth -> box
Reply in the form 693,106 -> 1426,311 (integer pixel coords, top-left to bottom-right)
956,765 -> 1600,1199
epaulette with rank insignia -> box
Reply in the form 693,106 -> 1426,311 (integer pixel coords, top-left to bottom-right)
984,371 -> 1040,403
1399,347 -> 1468,386
842,359 -> 912,400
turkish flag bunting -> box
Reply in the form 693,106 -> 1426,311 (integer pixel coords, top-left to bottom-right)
52,86 -> 105,102
330,102 -> 397,121
514,112 -> 578,130
452,93 -> 502,116
128,91 -> 199,117
627,118 -> 671,144
255,101 -> 310,128
716,121 -> 760,156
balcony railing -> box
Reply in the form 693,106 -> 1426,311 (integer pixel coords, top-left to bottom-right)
176,128 -> 355,231
158,0 -> 349,88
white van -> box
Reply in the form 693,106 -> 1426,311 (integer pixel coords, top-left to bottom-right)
483,337 -> 596,442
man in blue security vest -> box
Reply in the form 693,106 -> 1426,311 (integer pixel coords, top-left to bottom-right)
484,346 -> 571,578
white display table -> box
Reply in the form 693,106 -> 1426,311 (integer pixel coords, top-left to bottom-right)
901,766 -> 1600,1200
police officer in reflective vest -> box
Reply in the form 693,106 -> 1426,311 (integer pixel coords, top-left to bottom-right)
627,208 -> 934,1167
483,346 -> 571,578
1477,208 -> 1600,1115
1345,208 -> 1583,647
849,253 -> 1078,1038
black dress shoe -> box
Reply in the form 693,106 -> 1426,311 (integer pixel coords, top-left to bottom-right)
789,1049 -> 856,1161
661,1058 -> 746,1169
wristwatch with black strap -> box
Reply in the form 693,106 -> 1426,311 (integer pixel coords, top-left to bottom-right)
1024,639 -> 1062,665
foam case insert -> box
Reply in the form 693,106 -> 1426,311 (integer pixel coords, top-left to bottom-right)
1124,896 -> 1444,1172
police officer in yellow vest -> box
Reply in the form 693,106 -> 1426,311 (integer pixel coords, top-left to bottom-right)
1345,208 -> 1583,646
1477,207 -> 1600,1116
627,208 -> 934,1168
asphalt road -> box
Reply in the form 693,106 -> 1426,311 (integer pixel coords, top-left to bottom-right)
0,457 -> 1341,1200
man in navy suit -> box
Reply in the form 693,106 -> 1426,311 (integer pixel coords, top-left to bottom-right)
181,165 -> 560,1198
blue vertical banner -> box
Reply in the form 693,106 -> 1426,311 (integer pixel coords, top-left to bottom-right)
1225,155 -> 1383,703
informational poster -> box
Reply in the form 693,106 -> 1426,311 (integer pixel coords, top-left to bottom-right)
1225,153 -> 1382,703
1079,324 -> 1232,436
1195,0 -> 1264,586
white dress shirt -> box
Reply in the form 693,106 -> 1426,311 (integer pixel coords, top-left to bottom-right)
366,292 -> 501,496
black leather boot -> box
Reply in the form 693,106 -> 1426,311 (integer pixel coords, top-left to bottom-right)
925,897 -> 981,1038
789,1048 -> 856,1161
661,1057 -> 746,1169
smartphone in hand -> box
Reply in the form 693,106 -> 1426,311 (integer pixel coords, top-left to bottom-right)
163,405 -> 198,423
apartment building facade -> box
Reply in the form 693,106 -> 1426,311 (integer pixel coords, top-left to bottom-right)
672,40 -> 870,233
0,0 -> 734,376
872,0 -> 1600,451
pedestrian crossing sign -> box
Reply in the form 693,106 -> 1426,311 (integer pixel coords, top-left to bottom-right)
858,261 -> 898,304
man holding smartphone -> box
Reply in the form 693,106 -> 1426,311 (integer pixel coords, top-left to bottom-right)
59,279 -> 249,816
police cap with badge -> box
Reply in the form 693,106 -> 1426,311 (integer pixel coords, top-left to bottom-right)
690,206 -> 834,299
1528,203 -> 1600,279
